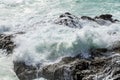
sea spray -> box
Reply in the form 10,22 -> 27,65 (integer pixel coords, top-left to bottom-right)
13,19 -> 120,65
0,0 -> 120,80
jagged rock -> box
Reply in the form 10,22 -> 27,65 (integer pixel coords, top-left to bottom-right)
0,34 -> 15,54
55,12 -> 82,28
95,14 -> 119,23
81,14 -> 119,25
41,55 -> 120,80
55,12 -> 119,28
13,61 -> 40,80
14,53 -> 120,80
41,58 -> 107,80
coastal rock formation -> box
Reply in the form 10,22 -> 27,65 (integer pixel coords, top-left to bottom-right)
81,14 -> 119,23
55,13 -> 119,28
55,12 -> 82,28
14,50 -> 120,80
95,14 -> 119,23
0,34 -> 15,54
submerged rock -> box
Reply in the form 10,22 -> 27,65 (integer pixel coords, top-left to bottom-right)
0,34 -> 15,54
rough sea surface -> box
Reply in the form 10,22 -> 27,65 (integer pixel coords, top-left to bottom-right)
0,0 -> 120,80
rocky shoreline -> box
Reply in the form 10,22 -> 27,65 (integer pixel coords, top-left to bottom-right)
40,54 -> 120,80
13,49 -> 120,80
55,12 -> 119,28
0,13 -> 120,80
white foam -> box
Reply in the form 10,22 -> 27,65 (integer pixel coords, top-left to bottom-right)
0,50 -> 19,80
13,19 -> 120,65
33,77 -> 47,80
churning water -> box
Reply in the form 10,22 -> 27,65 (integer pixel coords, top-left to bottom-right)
0,0 -> 120,80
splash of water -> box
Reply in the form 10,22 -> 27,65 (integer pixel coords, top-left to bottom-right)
0,0 -> 120,80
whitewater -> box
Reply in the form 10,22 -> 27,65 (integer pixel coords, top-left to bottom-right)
0,0 -> 120,80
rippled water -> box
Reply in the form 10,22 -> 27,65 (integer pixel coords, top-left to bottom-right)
0,0 -> 120,80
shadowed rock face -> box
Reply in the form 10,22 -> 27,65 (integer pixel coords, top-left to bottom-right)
0,34 -> 15,54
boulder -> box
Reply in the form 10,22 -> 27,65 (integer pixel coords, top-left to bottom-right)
81,14 -> 119,25
13,61 -> 40,80
55,12 -> 82,28
0,34 -> 15,54
95,14 -> 119,23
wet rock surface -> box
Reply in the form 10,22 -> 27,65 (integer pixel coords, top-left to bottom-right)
81,14 -> 119,23
41,53 -> 120,80
55,12 -> 82,28
0,34 -> 15,54
95,14 -> 119,23
55,13 -> 119,28
14,51 -> 120,80
13,61 -> 39,80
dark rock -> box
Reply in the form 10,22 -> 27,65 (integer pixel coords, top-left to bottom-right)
81,16 -> 95,21
55,12 -> 82,28
14,53 -> 120,80
90,46 -> 120,58
65,12 -> 71,15
42,56 -> 119,80
81,14 -> 119,25
96,14 -> 112,20
90,48 -> 108,58
55,13 -> 119,29
13,61 -> 40,80
95,14 -> 119,23
59,14 -> 65,18
0,34 -> 15,54
41,58 -> 90,80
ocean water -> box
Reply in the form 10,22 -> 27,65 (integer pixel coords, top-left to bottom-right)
0,0 -> 120,80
